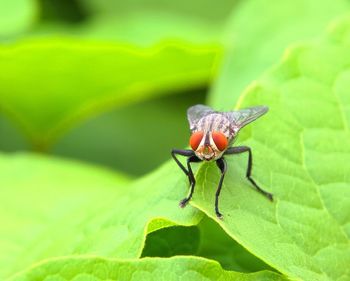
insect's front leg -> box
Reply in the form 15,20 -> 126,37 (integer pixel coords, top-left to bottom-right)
179,155 -> 202,207
171,149 -> 194,176
215,157 -> 227,219
224,146 -> 273,201
171,149 -> 201,207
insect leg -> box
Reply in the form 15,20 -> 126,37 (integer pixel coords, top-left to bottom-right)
179,155 -> 202,208
171,149 -> 201,207
224,146 -> 273,201
215,157 -> 227,219
171,149 -> 195,176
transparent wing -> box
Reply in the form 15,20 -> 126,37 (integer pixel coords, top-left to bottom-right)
187,104 -> 215,131
225,106 -> 268,132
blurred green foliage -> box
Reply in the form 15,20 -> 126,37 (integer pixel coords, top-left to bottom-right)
0,0 -> 225,175
0,0 -> 350,280
209,0 -> 350,108
0,0 -> 38,38
0,39 -> 217,152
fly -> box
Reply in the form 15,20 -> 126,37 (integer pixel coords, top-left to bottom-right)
171,104 -> 273,219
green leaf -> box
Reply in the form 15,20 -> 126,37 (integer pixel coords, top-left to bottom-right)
0,0 -> 38,38
197,216 -> 274,273
0,90 -> 204,176
53,91 -> 205,176
140,216 -> 273,272
23,2 -> 236,47
140,216 -> 275,273
79,0 -> 236,22
0,39 -> 219,149
4,11 -> 350,280
0,153 -> 202,279
0,153 -> 287,279
193,15 -> 350,281
209,0 -> 349,108
141,225 -> 200,257
71,0 -> 236,45
73,13 -> 225,46
9,256 -> 288,281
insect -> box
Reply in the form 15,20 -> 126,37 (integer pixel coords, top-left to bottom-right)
171,104 -> 273,219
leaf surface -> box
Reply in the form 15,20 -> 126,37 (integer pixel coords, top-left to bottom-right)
209,0 -> 349,108
0,153 -> 289,280
0,153 -> 202,279
0,0 -> 37,37
193,15 -> 350,281
141,225 -> 200,258
140,216 -> 273,273
0,39 -> 219,149
197,216 -> 274,273
72,0 -> 236,45
9,256 -> 288,281
3,5 -> 350,281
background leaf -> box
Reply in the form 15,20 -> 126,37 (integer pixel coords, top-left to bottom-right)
64,0 -> 237,45
0,153 -> 202,279
78,0 -> 236,21
10,256 -> 288,281
197,216 -> 274,273
192,15 -> 350,281
0,91 -> 205,176
53,91 -> 205,175
0,0 -> 38,38
209,0 -> 350,108
141,216 -> 274,273
15,1 -> 238,46
0,39 -> 219,150
2,1 -> 349,279
141,225 -> 200,257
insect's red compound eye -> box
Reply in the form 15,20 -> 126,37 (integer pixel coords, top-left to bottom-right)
190,131 -> 204,151
212,131 -> 228,151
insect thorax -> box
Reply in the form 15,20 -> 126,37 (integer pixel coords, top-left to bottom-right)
195,113 -> 234,139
